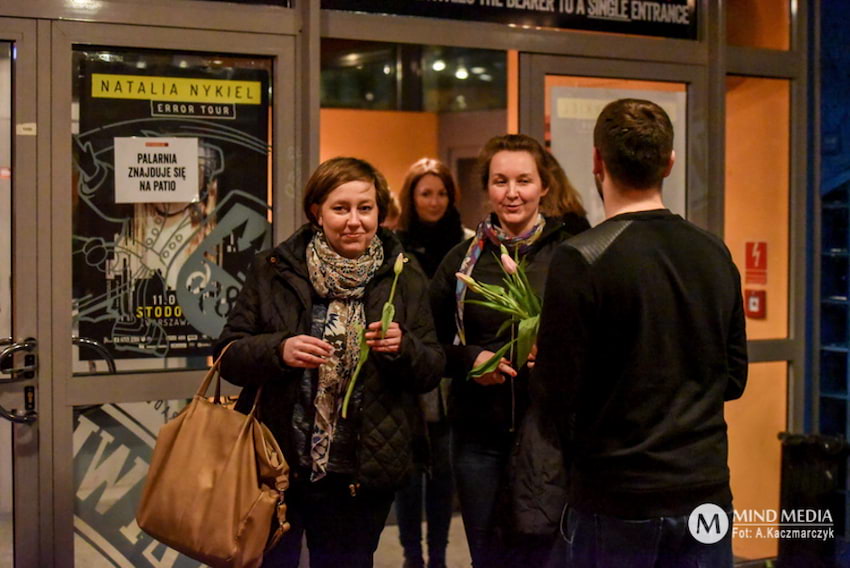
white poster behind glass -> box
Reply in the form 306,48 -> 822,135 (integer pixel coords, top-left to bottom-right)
550,87 -> 687,227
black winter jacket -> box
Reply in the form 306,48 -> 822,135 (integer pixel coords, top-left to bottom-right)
215,225 -> 445,490
429,213 -> 589,436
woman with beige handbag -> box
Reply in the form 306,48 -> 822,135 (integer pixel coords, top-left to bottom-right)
215,157 -> 445,568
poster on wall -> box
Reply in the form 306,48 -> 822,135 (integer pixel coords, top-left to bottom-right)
321,0 -> 697,40
73,50 -> 273,363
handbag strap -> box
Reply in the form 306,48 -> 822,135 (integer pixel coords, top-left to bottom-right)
198,342 -> 263,417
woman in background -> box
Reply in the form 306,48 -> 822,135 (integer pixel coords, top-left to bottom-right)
394,158 -> 469,568
429,135 -> 588,567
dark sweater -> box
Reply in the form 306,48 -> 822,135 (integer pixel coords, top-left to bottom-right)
397,207 -> 466,279
533,209 -> 748,519
430,213 -> 590,436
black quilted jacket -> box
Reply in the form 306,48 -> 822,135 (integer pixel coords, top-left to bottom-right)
215,224 -> 445,490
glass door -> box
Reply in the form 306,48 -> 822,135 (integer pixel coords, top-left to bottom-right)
46,21 -> 296,567
0,16 -> 43,568
518,54 -> 706,228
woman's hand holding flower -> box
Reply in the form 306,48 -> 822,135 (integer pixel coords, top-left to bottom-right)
281,335 -> 334,368
471,349 -> 516,386
365,321 -> 403,353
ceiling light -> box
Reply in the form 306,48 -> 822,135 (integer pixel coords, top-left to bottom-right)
471,66 -> 486,74
455,67 -> 469,80
432,60 -> 446,72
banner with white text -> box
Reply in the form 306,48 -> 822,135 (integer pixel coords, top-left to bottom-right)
321,0 -> 697,40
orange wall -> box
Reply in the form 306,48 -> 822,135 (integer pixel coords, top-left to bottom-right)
725,77 -> 790,341
320,108 -> 439,195
724,77 -> 791,560
727,0 -> 790,50
727,362 -> 787,559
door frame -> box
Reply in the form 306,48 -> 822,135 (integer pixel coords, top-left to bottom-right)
518,53 -> 710,230
43,20 -> 297,566
0,15 -> 44,568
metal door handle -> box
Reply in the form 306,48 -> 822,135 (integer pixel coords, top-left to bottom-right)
0,338 -> 37,381
73,336 -> 116,374
0,404 -> 37,424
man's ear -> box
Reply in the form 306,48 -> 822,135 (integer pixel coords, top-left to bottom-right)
663,150 -> 675,178
592,147 -> 604,179
310,204 -> 322,226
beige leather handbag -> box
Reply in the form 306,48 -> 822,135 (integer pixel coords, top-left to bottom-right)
137,346 -> 290,568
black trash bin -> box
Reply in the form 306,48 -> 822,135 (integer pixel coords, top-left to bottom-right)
776,432 -> 850,568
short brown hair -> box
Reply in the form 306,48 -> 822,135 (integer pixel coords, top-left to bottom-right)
476,133 -> 584,218
593,98 -> 674,189
302,157 -> 391,226
398,158 -> 458,231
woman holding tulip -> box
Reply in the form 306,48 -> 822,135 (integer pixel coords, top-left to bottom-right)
430,135 -> 588,567
216,157 -> 444,568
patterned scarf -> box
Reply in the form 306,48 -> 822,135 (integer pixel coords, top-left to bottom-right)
454,213 -> 545,345
306,231 -> 383,481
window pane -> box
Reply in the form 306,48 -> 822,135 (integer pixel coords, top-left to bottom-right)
727,0 -> 791,50
724,76 -> 790,340
71,48 -> 273,374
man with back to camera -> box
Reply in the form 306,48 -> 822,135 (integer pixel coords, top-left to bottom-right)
531,98 -> 748,566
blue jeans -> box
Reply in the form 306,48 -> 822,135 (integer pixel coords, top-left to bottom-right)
395,421 -> 454,565
452,430 -> 514,568
562,506 -> 734,568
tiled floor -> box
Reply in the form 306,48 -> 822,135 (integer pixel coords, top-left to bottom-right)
373,514 -> 471,568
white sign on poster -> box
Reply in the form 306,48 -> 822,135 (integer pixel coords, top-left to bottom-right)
114,137 -> 199,204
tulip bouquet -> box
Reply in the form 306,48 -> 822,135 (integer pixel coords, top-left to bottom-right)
456,245 -> 541,380
342,253 -> 408,418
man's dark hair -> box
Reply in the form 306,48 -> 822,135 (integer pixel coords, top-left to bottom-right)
593,98 -> 674,189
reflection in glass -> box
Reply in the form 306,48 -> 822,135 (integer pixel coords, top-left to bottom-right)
71,49 -> 274,374
320,40 -> 506,112
0,41 -> 13,567
421,46 -> 506,112
73,400 -> 206,567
